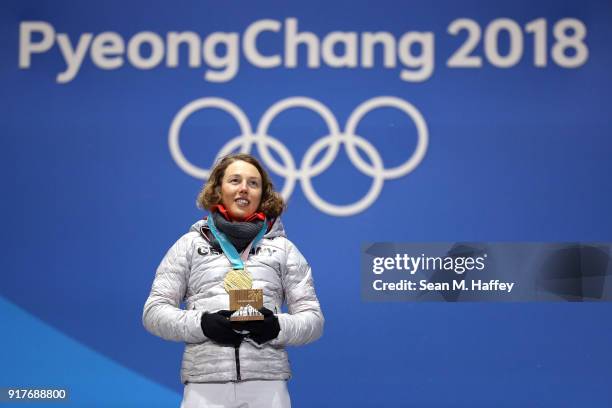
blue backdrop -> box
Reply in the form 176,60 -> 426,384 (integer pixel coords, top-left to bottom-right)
2,1 -> 612,406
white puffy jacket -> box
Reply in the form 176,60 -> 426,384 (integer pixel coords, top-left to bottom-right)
143,217 -> 324,383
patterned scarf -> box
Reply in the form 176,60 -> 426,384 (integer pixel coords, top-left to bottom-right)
208,207 -> 266,253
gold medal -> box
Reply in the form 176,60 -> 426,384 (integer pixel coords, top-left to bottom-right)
224,268 -> 264,319
224,268 -> 252,293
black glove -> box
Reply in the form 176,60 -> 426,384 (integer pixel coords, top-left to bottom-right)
201,310 -> 243,347
241,307 -> 280,345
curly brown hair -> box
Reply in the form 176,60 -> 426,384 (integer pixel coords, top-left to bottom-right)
196,153 -> 286,219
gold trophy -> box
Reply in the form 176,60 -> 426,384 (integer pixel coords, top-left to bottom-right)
224,268 -> 264,321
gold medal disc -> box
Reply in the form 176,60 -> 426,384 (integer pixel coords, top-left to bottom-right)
224,268 -> 252,293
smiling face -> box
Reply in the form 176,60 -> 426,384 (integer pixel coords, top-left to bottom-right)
219,160 -> 263,220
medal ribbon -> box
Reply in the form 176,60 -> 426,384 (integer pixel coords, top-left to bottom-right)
207,215 -> 267,270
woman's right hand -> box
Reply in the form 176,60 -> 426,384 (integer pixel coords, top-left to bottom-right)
200,311 -> 243,347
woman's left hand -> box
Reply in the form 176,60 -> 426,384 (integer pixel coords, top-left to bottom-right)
238,307 -> 280,345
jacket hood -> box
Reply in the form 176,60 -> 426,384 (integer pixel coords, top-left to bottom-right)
189,216 -> 287,240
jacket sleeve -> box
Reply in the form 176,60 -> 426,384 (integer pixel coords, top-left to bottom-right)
142,233 -> 206,344
270,240 -> 324,347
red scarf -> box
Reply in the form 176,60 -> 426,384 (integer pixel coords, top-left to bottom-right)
210,204 -> 266,222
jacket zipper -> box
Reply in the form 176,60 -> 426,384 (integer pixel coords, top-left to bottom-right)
235,345 -> 241,381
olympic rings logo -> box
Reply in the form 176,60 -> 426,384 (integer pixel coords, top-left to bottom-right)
168,96 -> 428,217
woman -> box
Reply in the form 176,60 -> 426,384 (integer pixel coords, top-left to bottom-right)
143,153 -> 324,408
